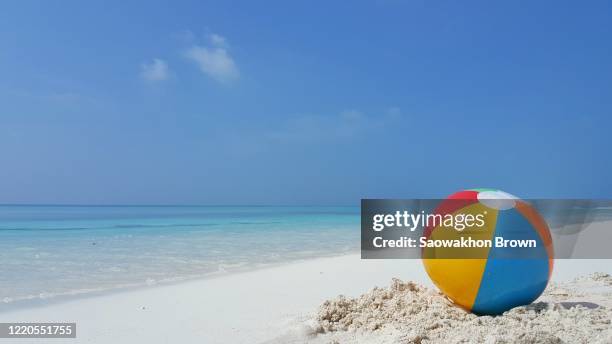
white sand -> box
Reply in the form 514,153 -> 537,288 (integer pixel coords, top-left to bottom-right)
0,256 -> 609,343
308,274 -> 611,343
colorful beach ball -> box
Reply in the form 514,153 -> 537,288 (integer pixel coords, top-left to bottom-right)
422,189 -> 554,315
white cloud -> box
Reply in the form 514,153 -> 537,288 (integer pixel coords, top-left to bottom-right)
208,33 -> 227,47
141,58 -> 170,82
184,33 -> 239,83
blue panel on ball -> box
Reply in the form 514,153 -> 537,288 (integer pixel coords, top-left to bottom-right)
472,209 -> 550,315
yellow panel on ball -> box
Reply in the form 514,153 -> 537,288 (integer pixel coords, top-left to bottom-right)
422,202 -> 498,310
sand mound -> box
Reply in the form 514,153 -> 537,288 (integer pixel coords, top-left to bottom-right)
312,273 -> 612,344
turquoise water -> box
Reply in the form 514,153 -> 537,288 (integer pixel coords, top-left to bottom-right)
0,206 -> 359,305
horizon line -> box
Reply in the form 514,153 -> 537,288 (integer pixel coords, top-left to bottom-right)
0,203 -> 359,207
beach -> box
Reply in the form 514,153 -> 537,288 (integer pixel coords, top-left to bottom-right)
1,207 -> 611,343
0,254 -> 610,343
4,2 -> 612,342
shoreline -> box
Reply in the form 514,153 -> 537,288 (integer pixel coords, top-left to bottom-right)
0,254 -> 426,343
0,254 -> 610,343
0,249 -> 360,314
2,217 -> 609,314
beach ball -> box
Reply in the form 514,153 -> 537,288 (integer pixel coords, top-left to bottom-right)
422,189 -> 554,315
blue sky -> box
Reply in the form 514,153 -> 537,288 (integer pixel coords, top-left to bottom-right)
1,1 -> 611,204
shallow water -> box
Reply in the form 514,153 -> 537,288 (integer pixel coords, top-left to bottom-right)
0,206 -> 360,305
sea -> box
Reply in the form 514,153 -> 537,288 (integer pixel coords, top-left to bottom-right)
0,206 -> 360,306
1,203 -> 610,308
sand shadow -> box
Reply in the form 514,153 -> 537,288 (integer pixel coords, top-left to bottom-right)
525,301 -> 600,312
559,301 -> 600,309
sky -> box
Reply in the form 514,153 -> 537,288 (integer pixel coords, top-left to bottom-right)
1,0 -> 611,205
